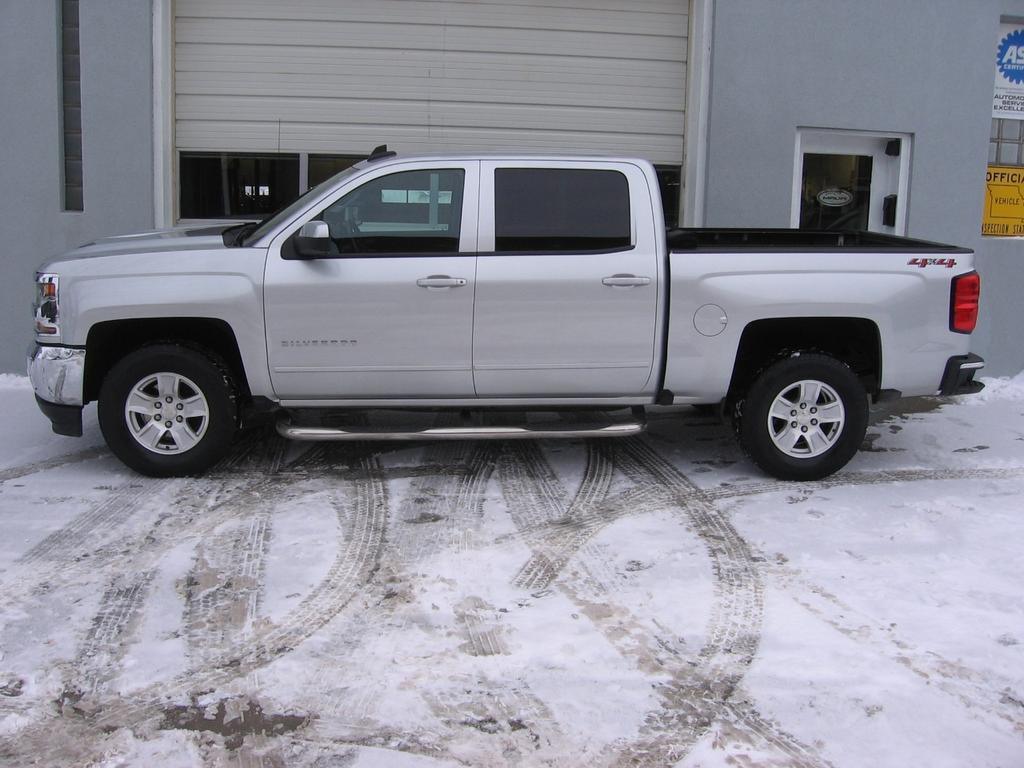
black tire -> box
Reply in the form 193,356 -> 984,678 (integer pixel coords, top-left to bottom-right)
98,344 -> 238,477
734,353 -> 868,481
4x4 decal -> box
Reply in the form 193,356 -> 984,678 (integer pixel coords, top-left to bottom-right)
908,257 -> 957,268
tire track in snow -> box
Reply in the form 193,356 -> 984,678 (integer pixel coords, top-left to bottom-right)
705,460 -> 1024,733
6,429 -> 296,585
289,438 -> 559,762
169,441 -> 390,767
310,441 -> 535,751
454,596 -> 509,658
10,419 -> 1021,763
0,446 -> 109,484
113,433 -> 486,757
512,441 -> 615,590
327,440 -> 496,674
2,466 -> 297,730
407,443 -> 573,762
454,438 -> 630,765
15,481 -> 162,567
508,482 -> 665,592
0,436 -> 352,765
385,440 -> 494,565
0,451 -> 386,766
77,453 -> 389,746
705,465 -> 1024,502
716,699 -> 835,768
495,438 -> 827,767
182,510 -> 274,666
213,425 -> 290,474
606,437 -> 824,768
70,570 -> 156,697
0,428 -> 314,620
760,559 -> 1024,735
420,674 -> 559,761
5,572 -> 157,766
617,438 -> 764,688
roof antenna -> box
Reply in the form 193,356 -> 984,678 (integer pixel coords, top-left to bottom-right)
368,144 -> 397,162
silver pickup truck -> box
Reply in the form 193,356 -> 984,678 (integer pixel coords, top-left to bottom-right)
29,148 -> 985,480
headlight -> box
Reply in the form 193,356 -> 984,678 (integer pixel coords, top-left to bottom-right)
34,273 -> 60,337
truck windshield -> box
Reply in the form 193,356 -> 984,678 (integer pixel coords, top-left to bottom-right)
241,164 -> 364,247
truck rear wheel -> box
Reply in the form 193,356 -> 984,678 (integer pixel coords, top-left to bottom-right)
735,353 -> 868,481
98,344 -> 237,477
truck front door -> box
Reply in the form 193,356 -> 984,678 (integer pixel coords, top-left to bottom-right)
264,163 -> 479,400
472,162 -> 661,397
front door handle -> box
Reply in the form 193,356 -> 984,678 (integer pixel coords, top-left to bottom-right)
417,275 -> 468,289
602,274 -> 651,287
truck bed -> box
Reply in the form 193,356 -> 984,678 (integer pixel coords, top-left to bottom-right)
667,228 -> 971,253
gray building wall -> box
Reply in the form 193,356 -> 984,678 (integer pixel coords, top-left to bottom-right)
0,0 -> 154,372
3,1 -> 1020,380
704,0 -> 1024,376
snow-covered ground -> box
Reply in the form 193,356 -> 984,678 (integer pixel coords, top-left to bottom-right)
0,373 -> 1022,767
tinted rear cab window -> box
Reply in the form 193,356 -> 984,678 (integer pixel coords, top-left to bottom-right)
494,168 -> 631,252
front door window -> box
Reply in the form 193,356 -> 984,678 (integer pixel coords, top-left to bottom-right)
317,169 -> 465,254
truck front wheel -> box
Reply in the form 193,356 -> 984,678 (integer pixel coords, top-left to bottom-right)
735,354 -> 868,481
98,344 -> 238,477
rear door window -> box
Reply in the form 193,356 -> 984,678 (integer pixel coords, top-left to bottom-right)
494,168 -> 631,253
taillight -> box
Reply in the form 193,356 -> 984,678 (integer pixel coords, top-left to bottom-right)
950,271 -> 980,334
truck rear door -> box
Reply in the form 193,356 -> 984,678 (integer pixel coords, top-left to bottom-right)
472,161 -> 661,397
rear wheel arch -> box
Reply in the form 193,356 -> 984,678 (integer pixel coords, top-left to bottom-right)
726,317 -> 881,404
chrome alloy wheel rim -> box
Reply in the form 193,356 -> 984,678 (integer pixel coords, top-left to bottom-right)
124,372 -> 210,454
767,379 -> 845,459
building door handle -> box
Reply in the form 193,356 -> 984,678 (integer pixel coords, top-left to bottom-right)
417,276 -> 467,289
602,274 -> 651,287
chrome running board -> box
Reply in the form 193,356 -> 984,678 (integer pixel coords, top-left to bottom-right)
276,420 -> 645,442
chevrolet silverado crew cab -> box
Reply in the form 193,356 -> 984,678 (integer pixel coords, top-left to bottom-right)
29,147 -> 985,480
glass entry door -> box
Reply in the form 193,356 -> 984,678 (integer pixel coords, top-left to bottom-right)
792,129 -> 911,235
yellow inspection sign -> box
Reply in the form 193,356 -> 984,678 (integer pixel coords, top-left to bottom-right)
983,165 -> 1024,236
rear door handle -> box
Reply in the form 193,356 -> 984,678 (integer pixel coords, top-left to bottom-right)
417,275 -> 468,289
602,274 -> 651,287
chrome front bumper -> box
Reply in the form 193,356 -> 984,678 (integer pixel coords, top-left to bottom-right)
27,344 -> 86,406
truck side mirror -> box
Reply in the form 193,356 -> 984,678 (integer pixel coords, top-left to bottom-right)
291,220 -> 332,259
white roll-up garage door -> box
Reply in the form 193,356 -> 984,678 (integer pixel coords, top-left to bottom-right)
174,0 -> 688,165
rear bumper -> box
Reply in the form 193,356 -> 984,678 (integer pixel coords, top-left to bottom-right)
27,344 -> 85,437
938,353 -> 985,396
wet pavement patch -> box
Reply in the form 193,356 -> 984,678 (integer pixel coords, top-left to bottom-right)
406,511 -> 446,524
159,697 -> 310,750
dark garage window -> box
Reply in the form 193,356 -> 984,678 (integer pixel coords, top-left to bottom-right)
308,154 -> 365,188
60,0 -> 83,211
655,165 -> 680,228
179,153 -> 299,219
494,168 -> 631,252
